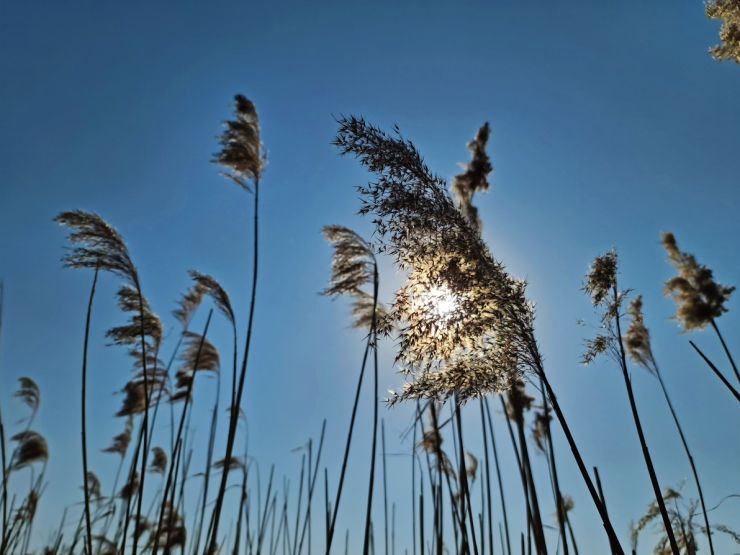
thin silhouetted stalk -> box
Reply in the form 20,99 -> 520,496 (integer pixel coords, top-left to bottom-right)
653,367 -> 715,554
710,319 -> 739,385
233,442 -> 249,555
412,408 -> 417,555
151,310 -> 214,555
514,411 -> 546,555
689,341 -> 740,402
80,268 -> 99,555
297,421 -> 326,555
484,399 -> 511,555
256,465 -> 275,554
362,289 -> 380,555
0,281 -> 7,552
382,419 -> 389,555
208,177 -> 261,553
192,368 -> 222,554
131,285 -> 152,555
539,380 -> 567,555
500,396 -> 533,551
454,402 -> 480,555
392,502 -> 396,555
292,454 -> 306,555
327,262 -> 379,554
612,287 -> 679,555
324,468 -> 330,547
565,515 -> 579,555
593,467 -> 616,555
479,400 -> 494,555
528,347 -> 624,554
429,403 -> 464,553
419,492 -> 424,555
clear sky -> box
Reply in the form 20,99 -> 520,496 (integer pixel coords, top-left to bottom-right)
1,1 -> 738,553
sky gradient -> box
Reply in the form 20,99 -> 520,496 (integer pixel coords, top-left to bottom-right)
1,1 -> 739,552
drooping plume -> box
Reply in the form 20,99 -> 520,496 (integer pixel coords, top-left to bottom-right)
10,431 -> 49,470
171,331 -> 220,402
581,250 -> 622,365
102,415 -> 134,457
452,122 -> 493,231
188,271 -> 236,326
14,377 -> 40,414
214,94 -> 264,191
149,447 -> 167,475
661,232 -> 734,331
706,0 -> 740,63
335,117 -> 534,402
54,211 -> 138,286
624,295 -> 656,374
322,225 -> 390,333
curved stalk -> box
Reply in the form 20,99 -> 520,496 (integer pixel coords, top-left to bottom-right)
612,287 -> 679,555
80,268 -> 99,555
208,178 -> 260,552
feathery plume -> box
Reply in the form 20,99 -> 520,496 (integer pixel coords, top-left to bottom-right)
706,0 -> 740,63
116,378 -> 165,417
119,472 -> 140,500
452,122 -> 492,231
149,447 -> 167,475
584,250 -> 618,307
10,431 -> 49,470
323,225 -> 391,333
624,295 -> 656,373
581,250 -> 624,365
214,94 -> 264,191
106,285 -> 163,349
171,331 -> 220,402
173,279 -> 207,328
85,472 -> 102,502
661,232 -> 734,331
532,410 -> 552,453
149,502 -> 186,549
504,380 -> 534,423
102,415 -> 134,456
335,116 -> 534,403
188,271 -> 236,325
557,495 -> 575,526
322,225 -> 375,297
14,377 -> 40,414
465,452 -> 479,481
54,211 -> 138,285
212,456 -> 245,473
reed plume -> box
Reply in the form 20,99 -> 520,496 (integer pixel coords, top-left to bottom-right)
321,224 -> 381,554
661,232 -> 739,390
334,116 -> 528,403
337,116 -> 625,552
13,378 -> 40,417
55,210 -> 156,555
149,448 -> 167,475
452,122 -> 492,232
661,232 -> 734,332
103,416 -> 134,457
207,93 -> 265,552
85,471 -> 102,503
706,0 -> 740,63
171,331 -> 220,402
9,431 -> 48,470
584,250 -> 680,554
624,295 -> 716,554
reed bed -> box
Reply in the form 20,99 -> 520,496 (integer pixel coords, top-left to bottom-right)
0,92 -> 737,555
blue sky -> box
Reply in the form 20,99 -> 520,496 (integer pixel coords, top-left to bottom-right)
1,1 -> 738,552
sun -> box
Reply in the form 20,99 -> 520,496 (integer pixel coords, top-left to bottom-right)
423,284 -> 459,322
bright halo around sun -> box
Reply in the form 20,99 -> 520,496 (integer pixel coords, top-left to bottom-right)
423,284 -> 459,322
